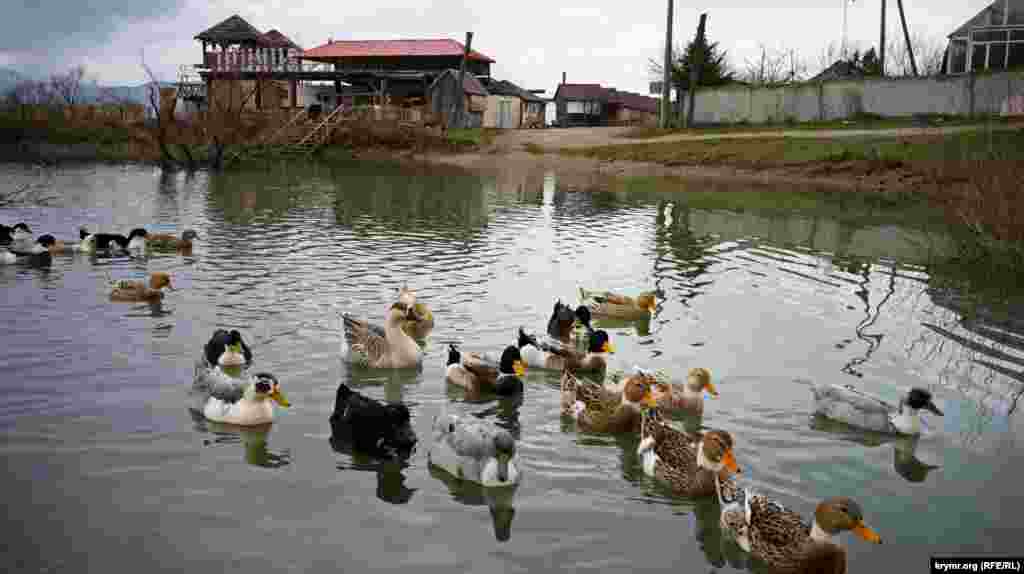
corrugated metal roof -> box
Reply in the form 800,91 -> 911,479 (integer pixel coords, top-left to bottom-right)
429,69 -> 490,96
949,0 -> 1024,38
484,79 -> 545,102
303,39 -> 495,62
607,90 -> 659,113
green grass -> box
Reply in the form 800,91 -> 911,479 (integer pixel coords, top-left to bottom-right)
444,128 -> 497,148
522,142 -> 546,155
565,127 -> 1024,167
0,115 -> 135,147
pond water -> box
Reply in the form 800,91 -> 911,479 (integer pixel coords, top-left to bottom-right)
1,161 -> 1022,573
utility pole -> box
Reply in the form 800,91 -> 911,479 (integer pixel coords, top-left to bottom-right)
879,0 -> 887,76
454,31 -> 473,129
660,0 -> 674,128
896,0 -> 918,76
685,13 -> 707,129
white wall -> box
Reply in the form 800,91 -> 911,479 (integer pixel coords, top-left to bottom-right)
691,70 -> 1024,124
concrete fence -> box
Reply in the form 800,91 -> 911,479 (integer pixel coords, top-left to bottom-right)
690,70 -> 1024,125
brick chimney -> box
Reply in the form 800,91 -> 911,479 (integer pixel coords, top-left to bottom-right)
562,71 -> 566,85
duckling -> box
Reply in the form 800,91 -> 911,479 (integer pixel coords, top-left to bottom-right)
192,369 -> 290,426
108,272 -> 173,302
330,383 -> 417,459
717,485 -> 883,573
560,364 -> 656,433
811,384 -> 943,435
340,302 -> 423,369
579,287 -> 657,320
147,229 -> 199,253
637,405 -> 740,497
526,328 -> 615,374
428,413 -> 521,487
203,329 -> 254,368
445,344 -> 526,396
545,300 -> 593,344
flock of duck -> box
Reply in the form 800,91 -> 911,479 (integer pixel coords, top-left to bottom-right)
3,219 -> 948,573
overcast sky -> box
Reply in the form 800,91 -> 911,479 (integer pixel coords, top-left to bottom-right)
0,1 -> 990,94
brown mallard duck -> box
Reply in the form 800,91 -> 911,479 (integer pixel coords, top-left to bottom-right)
560,365 -> 655,433
637,405 -> 740,498
718,487 -> 883,574
579,287 -> 656,320
109,272 -> 173,302
522,328 -> 615,374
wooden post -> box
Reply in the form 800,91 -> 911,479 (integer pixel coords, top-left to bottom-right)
880,0 -> 887,76
685,13 -> 707,128
454,31 -> 474,129
290,79 -> 297,108
896,0 -> 917,76
660,0 -> 674,128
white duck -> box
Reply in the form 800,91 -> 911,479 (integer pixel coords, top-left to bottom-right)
811,384 -> 943,435
192,364 -> 290,426
428,414 -> 521,487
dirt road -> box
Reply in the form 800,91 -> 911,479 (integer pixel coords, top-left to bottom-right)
494,123 -> 1018,150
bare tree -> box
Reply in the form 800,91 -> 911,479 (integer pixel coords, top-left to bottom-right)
889,32 -> 947,77
50,65 -> 88,106
742,44 -> 809,87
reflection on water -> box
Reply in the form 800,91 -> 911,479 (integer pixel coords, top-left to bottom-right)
428,463 -> 518,542
1,161 -> 1023,573
809,414 -> 942,483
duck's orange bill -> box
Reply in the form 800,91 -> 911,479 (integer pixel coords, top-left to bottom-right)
642,392 -> 658,408
602,342 -> 616,354
722,449 -> 740,474
705,382 -> 720,397
853,523 -> 882,544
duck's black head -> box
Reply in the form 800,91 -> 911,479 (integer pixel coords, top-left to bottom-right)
574,305 -> 593,330
36,234 -> 56,247
335,383 -> 355,404
905,388 -> 943,415
446,344 -> 461,367
587,330 -> 614,354
228,329 -> 244,345
516,328 -> 539,350
79,226 -> 91,240
498,345 -> 525,377
127,228 -> 148,240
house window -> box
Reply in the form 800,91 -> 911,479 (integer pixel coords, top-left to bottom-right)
972,43 -> 988,70
567,101 -> 585,114
949,39 -> 968,73
972,30 -> 1009,42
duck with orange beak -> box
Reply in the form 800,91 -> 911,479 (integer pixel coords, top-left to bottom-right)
717,485 -> 883,573
637,405 -> 741,498
560,364 -> 656,434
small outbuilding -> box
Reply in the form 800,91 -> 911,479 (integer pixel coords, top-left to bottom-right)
428,69 -> 490,128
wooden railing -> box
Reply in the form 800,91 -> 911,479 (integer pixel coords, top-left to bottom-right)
295,104 -> 346,147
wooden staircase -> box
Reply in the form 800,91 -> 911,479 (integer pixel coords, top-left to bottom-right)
224,104 -> 347,165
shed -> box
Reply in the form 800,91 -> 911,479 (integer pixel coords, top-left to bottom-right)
481,79 -> 547,128
553,83 -> 609,127
428,69 -> 490,128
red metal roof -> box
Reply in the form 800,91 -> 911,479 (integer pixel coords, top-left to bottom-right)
556,84 -> 609,100
608,89 -> 660,113
303,39 -> 495,62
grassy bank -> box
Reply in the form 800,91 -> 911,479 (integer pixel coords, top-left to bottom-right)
619,114 -> 1021,140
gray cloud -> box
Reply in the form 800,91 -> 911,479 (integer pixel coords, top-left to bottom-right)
1,0 -> 185,53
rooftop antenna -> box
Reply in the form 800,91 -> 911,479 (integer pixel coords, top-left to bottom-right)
841,0 -> 855,59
